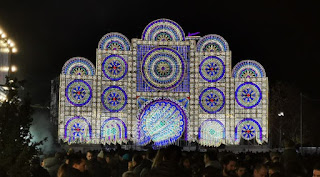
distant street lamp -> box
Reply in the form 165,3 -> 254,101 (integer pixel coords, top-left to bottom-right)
278,112 -> 284,147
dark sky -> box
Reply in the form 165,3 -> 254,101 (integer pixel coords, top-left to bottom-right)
0,0 -> 320,104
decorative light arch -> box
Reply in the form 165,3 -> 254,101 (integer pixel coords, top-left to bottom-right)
142,18 -> 185,41
137,97 -> 188,147
197,34 -> 229,52
101,117 -> 127,145
64,116 -> 92,144
235,118 -> 263,144
98,32 -> 131,51
232,60 -> 266,78
62,57 -> 95,76
198,119 -> 225,147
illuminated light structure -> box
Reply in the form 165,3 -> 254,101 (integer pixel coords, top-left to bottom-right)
58,18 -> 268,147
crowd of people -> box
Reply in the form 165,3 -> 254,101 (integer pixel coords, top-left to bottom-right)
30,141 -> 320,177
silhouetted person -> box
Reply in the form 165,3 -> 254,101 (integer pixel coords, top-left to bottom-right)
253,163 -> 267,177
221,154 -> 237,177
148,145 -> 184,177
30,157 -> 50,177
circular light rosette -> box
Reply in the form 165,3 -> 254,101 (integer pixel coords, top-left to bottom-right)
199,87 -> 225,114
138,98 -> 187,146
199,56 -> 225,82
102,55 -> 128,81
101,86 -> 127,112
235,82 -> 262,109
241,123 -> 256,140
65,79 -> 92,106
141,47 -> 185,90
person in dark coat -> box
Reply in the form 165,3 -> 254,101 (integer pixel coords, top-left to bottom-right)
148,145 -> 185,177
62,154 -> 89,177
43,153 -> 62,177
30,157 -> 50,177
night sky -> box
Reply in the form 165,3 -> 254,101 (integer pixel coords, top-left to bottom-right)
0,0 -> 319,105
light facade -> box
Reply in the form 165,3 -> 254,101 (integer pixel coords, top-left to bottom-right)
58,19 -> 268,147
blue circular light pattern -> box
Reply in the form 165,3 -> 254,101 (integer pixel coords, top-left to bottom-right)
199,56 -> 225,82
235,82 -> 262,109
241,123 -> 256,140
62,57 -> 95,76
102,55 -> 128,81
197,34 -> 229,52
64,116 -> 92,143
98,32 -> 131,51
232,60 -> 266,78
65,79 -> 92,107
142,18 -> 185,41
141,47 -> 185,90
102,86 -> 127,112
139,98 -> 186,147
235,118 -> 263,144
199,87 -> 225,114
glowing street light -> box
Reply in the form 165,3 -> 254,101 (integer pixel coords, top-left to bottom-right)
11,65 -> 17,72
12,48 -> 17,53
278,112 -> 284,147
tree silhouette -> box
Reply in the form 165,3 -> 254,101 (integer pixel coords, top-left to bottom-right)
0,78 -> 45,177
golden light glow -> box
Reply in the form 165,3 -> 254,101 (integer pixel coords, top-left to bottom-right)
0,66 -> 9,72
12,48 -> 17,53
11,65 -> 17,72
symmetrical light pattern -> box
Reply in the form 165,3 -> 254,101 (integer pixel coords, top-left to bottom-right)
141,47 -> 185,90
64,116 -> 92,143
232,60 -> 266,78
197,34 -> 229,52
199,87 -> 225,114
101,86 -> 127,112
142,19 -> 185,41
138,98 -> 187,147
241,123 -> 255,140
102,54 -> 128,81
199,56 -> 225,82
62,57 -> 95,76
58,18 -> 269,146
98,32 -> 131,51
235,82 -> 262,109
235,118 -> 263,144
101,117 -> 127,144
65,79 -> 92,106
198,119 -> 225,147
